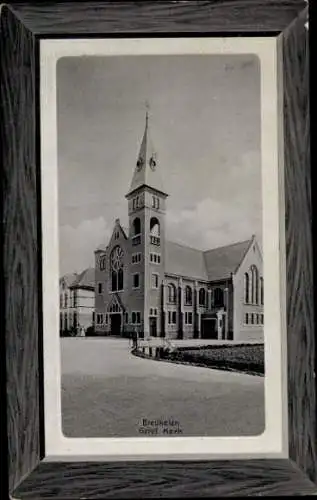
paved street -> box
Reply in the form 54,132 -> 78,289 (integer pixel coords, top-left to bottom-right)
61,337 -> 265,437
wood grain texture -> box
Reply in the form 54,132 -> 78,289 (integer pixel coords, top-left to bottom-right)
0,5 -> 41,494
8,0 -> 306,35
2,0 -> 315,498
282,10 -> 316,483
12,460 -> 317,498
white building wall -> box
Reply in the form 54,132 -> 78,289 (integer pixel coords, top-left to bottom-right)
59,282 -> 73,332
60,282 -> 95,334
76,288 -> 95,331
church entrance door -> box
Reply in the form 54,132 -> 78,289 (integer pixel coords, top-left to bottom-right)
149,317 -> 157,337
110,313 -> 122,336
201,317 -> 218,339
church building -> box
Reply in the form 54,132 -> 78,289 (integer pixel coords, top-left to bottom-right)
94,113 -> 264,341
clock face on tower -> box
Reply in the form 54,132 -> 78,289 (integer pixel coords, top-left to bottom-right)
136,157 -> 144,171
149,156 -> 157,170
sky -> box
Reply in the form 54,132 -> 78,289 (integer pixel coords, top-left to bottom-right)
57,53 -> 262,276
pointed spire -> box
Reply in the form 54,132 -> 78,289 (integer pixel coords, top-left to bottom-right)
145,99 -> 150,124
126,107 -> 167,198
145,101 -> 149,127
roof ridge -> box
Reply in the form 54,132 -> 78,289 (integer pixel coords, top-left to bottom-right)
72,267 -> 94,283
233,238 -> 255,275
60,272 -> 77,283
167,237 -> 253,254
61,271 -> 77,278
166,239 -> 203,253
203,238 -> 252,254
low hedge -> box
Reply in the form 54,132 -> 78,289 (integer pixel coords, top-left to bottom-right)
159,344 -> 265,375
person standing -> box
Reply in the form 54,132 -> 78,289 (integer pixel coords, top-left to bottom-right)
132,327 -> 138,350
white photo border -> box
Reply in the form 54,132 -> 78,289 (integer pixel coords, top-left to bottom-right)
40,37 -> 287,461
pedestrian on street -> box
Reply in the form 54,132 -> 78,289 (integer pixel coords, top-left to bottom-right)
132,328 -> 138,350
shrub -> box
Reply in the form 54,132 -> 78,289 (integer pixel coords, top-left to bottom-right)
161,345 -> 264,375
86,325 -> 97,337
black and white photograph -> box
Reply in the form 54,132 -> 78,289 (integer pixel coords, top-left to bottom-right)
3,1 -> 313,496
57,48 -> 266,439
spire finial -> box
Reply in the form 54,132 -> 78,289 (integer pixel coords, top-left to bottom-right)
145,100 -> 150,126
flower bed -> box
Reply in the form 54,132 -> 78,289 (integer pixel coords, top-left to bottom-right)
159,344 -> 265,375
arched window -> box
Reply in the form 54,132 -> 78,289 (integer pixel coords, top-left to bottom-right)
244,273 -> 250,303
110,246 -> 124,291
250,265 -> 259,304
260,277 -> 264,305
133,217 -> 141,236
214,288 -> 224,308
168,283 -> 177,303
254,267 -> 259,304
199,288 -> 206,306
185,285 -> 192,305
150,217 -> 160,236
150,217 -> 160,246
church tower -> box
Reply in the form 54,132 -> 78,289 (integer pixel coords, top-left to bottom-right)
125,110 -> 168,338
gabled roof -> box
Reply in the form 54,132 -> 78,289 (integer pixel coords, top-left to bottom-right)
94,227 -> 255,283
165,238 -> 254,282
165,241 -> 208,281
126,112 -> 167,198
69,267 -> 95,290
60,273 -> 77,287
107,292 -> 126,313
95,223 -> 129,253
203,239 -> 252,281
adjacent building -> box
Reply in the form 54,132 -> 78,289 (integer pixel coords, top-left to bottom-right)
94,113 -> 264,341
59,268 -> 95,335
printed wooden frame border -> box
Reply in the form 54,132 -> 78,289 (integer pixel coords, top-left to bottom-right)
1,1 -> 315,497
